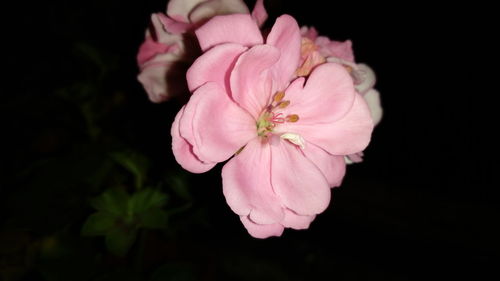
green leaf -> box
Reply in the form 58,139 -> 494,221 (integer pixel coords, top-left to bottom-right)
138,208 -> 168,229
90,188 -> 129,216
105,227 -> 137,257
167,174 -> 192,201
81,212 -> 116,236
111,151 -> 149,189
129,189 -> 168,214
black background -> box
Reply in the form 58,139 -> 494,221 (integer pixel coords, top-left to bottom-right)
2,1 -> 496,280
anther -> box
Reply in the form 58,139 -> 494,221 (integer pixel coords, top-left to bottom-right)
286,114 -> 299,122
278,100 -> 290,109
273,91 -> 285,103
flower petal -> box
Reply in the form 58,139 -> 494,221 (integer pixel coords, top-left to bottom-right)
195,14 -> 263,52
270,137 -> 331,216
222,139 -> 284,224
285,93 -> 374,155
166,0 -> 206,23
171,106 -> 216,173
281,63 -> 356,125
282,209 -> 316,230
186,43 -> 247,92
189,0 -> 249,23
230,45 -> 280,118
266,15 -> 301,90
251,0 -> 268,27
240,216 -> 284,239
181,82 -> 256,163
363,89 -> 383,125
302,142 -> 346,187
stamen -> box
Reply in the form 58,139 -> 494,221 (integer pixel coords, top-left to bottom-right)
286,114 -> 299,122
273,91 -> 285,103
278,100 -> 290,109
271,112 -> 285,124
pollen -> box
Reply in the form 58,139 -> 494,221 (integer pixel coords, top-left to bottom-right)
278,100 -> 290,108
273,91 -> 285,102
286,114 -> 299,122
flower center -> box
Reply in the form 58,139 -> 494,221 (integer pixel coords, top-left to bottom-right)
256,91 -> 299,137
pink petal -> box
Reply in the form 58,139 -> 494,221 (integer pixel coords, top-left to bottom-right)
282,209 -> 316,230
185,82 -> 256,163
229,45 -> 280,118
281,63 -> 356,125
171,106 -> 216,173
286,93 -> 374,156
270,137 -> 331,216
302,142 -> 346,188
240,216 -> 284,239
136,37 -> 171,66
266,15 -> 301,90
166,0 -> 206,23
157,13 -> 192,34
186,43 -> 247,93
137,64 -> 170,103
189,0 -> 249,23
251,0 -> 268,27
195,14 -> 263,52
317,38 -> 355,62
222,139 -> 284,224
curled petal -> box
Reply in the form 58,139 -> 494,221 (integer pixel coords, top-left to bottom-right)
222,139 -> 284,225
195,14 -> 263,51
270,137 -> 331,216
171,106 -> 216,173
240,216 -> 284,239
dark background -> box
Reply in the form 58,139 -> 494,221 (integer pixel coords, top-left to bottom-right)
1,1 -> 496,280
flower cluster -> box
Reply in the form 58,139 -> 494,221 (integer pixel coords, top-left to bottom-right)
137,0 -> 382,238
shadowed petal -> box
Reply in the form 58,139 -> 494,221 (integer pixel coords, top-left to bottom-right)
363,89 -> 383,125
195,14 -> 263,51
189,0 -> 249,23
167,0 -> 206,23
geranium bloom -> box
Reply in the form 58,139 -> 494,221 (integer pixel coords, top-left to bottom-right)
137,0 -> 267,103
299,26 -> 383,163
171,14 -> 374,238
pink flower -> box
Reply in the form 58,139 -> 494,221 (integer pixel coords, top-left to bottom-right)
298,26 -> 383,163
171,14 -> 374,238
137,0 -> 268,103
